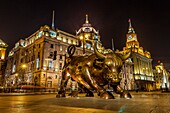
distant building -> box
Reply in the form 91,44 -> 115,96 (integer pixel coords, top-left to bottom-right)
119,59 -> 134,91
153,61 -> 170,90
116,19 -> 155,91
0,39 -> 8,87
4,15 -> 100,91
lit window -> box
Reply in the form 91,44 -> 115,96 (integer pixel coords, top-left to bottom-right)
21,41 -> 25,47
49,30 -> 56,37
49,60 -> 53,69
86,43 -> 91,49
94,35 -> 98,40
38,31 -> 43,37
59,45 -> 62,51
12,64 -> 16,73
36,58 -> 40,69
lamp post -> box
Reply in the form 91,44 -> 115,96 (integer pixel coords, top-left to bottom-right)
15,73 -> 18,87
79,34 -> 85,54
21,64 -> 27,84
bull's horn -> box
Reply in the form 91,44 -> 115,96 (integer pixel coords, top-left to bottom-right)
119,49 -> 132,61
94,41 -> 105,59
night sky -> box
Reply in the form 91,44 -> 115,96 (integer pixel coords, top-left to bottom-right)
0,0 -> 170,68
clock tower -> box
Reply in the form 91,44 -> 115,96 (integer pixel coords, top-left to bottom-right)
126,19 -> 139,48
116,19 -> 154,91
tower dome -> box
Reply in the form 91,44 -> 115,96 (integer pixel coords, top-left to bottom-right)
76,15 -> 100,42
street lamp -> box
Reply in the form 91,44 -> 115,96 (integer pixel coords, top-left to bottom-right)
79,34 -> 86,54
15,73 -> 18,86
21,64 -> 27,69
18,63 -> 27,85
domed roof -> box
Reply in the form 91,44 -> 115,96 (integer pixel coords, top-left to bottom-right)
76,15 -> 99,35
128,19 -> 135,34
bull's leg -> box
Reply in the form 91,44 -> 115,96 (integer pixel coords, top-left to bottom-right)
78,83 -> 94,97
91,79 -> 114,99
58,73 -> 93,97
83,67 -> 114,99
113,85 -> 132,98
56,71 -> 70,98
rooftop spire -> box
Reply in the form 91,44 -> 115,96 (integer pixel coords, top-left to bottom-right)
52,10 -> 55,30
128,19 -> 132,28
85,14 -> 89,24
112,38 -> 114,51
128,18 -> 135,33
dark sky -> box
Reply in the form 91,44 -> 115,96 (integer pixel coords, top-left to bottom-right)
0,0 -> 170,68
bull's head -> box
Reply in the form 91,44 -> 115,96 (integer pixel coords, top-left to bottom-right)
94,41 -> 131,84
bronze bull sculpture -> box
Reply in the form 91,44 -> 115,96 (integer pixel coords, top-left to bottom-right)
56,41 -> 132,99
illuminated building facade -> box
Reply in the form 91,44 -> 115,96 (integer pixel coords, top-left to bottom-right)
0,39 -> 8,87
116,19 -> 155,91
76,15 -> 102,53
154,61 -> 170,90
120,59 -> 134,90
4,15 -> 100,91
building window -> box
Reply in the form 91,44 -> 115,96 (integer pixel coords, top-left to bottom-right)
76,50 -> 78,55
59,45 -> 62,51
38,31 -> 43,37
55,75 -> 58,79
66,38 -> 68,43
20,58 -> 23,63
12,64 -> 16,73
36,58 -> 40,69
86,43 -> 91,49
71,40 -> 73,44
48,81 -> 52,87
39,44 -> 41,48
49,60 -> 53,69
49,52 -> 53,58
59,63 -> 62,70
50,44 -> 53,48
60,55 -> 62,60
94,35 -> 98,40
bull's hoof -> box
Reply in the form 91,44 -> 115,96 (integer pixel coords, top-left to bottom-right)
100,91 -> 115,99
85,91 -> 94,97
125,92 -> 132,98
56,91 -> 66,98
68,91 -> 79,97
120,92 -> 132,99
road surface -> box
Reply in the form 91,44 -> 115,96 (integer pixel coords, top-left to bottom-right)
0,93 -> 170,113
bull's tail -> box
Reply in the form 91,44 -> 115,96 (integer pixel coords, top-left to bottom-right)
67,45 -> 76,58
62,44 -> 76,70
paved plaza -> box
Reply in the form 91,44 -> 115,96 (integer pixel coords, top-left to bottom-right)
0,93 -> 170,113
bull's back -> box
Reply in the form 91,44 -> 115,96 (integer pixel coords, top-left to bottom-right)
70,55 -> 96,66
